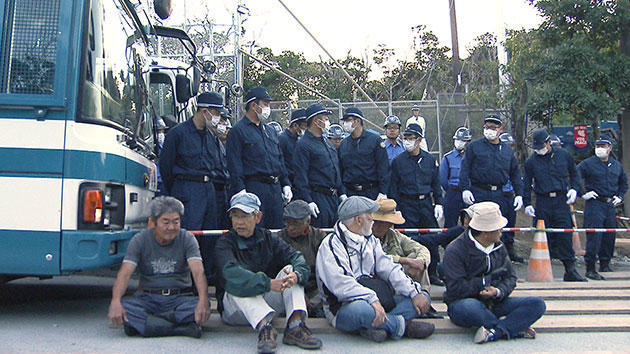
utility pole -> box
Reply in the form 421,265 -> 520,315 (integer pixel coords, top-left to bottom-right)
620,24 -> 630,216
448,0 -> 461,91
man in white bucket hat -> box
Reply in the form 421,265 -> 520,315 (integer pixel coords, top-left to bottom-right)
441,202 -> 546,344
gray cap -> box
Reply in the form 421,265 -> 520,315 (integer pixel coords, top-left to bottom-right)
338,196 -> 380,221
228,192 -> 261,214
283,200 -> 311,220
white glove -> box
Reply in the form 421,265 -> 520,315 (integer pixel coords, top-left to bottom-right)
339,194 -> 348,202
434,204 -> 443,221
612,196 -> 622,207
308,202 -> 320,218
377,193 -> 387,200
236,189 -> 247,195
566,189 -> 577,205
462,190 -> 475,205
525,205 -> 536,218
282,186 -> 293,203
582,191 -> 599,200
513,196 -> 523,211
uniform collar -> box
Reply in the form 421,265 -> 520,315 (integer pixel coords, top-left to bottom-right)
385,139 -> 402,148
284,128 -> 297,139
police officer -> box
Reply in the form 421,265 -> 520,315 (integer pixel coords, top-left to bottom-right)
389,123 -> 444,284
577,135 -> 628,280
339,107 -> 390,199
498,132 -> 524,263
384,115 -> 404,164
459,114 -> 524,218
440,127 -> 471,228
406,105 -> 429,152
293,103 -> 346,227
523,129 -> 585,281
226,86 -> 292,229
212,110 -> 232,230
279,109 -> 307,184
268,121 -> 283,135
326,123 -> 344,150
550,134 -> 563,147
154,117 -> 168,196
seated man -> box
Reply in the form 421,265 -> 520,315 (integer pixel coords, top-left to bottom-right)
371,199 -> 431,289
442,202 -> 546,344
214,192 -> 322,353
107,196 -> 210,338
276,200 -> 327,317
316,196 -> 435,342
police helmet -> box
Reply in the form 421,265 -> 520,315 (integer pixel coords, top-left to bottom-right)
267,121 -> 282,135
155,117 -> 167,131
327,124 -> 344,139
549,134 -> 563,146
383,115 -> 401,127
499,132 -> 515,145
453,127 -> 472,141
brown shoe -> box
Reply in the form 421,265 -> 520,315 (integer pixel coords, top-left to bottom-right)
283,322 -> 322,350
404,319 -> 435,339
257,324 -> 278,354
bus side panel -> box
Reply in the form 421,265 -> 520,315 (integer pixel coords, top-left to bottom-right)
0,230 -> 61,275
60,230 -> 137,272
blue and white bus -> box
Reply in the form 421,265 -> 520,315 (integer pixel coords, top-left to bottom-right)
0,0 -> 190,281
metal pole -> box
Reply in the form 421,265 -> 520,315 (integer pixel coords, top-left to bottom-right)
436,94 -> 443,159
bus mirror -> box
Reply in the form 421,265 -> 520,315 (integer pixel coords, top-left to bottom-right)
154,0 -> 173,20
191,67 -> 201,96
175,74 -> 192,103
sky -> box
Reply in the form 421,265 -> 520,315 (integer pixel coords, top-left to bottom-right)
165,0 -> 544,62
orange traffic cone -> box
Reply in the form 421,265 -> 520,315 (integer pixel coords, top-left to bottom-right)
569,205 -> 585,256
526,219 -> 554,282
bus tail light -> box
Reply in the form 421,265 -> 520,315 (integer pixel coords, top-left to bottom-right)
83,189 -> 103,223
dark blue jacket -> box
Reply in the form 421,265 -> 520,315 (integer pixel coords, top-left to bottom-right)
459,138 -> 523,196
213,134 -> 230,184
389,150 -> 443,205
226,116 -> 289,193
278,128 -> 298,182
577,155 -> 628,198
159,119 -> 218,194
442,231 -> 517,305
523,147 -> 580,206
293,129 -> 344,203
338,129 -> 390,194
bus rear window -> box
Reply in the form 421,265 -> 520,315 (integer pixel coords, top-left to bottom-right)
0,0 -> 60,95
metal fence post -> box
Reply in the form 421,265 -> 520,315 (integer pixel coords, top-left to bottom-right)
436,95 -> 443,159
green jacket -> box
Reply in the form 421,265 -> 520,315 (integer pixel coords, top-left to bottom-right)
277,226 -> 326,294
378,229 -> 431,265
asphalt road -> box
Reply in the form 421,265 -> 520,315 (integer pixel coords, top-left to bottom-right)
1,275 -> 630,353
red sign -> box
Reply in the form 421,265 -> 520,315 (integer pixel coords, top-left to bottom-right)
574,125 -> 588,148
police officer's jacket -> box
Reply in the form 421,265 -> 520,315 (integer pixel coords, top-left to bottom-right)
316,222 -> 425,326
293,129 -> 344,203
226,116 -> 290,193
577,155 -> 628,198
338,129 -> 390,194
389,149 -> 443,205
440,148 -> 464,191
523,147 -> 580,206
459,138 -> 523,195
278,128 -> 298,182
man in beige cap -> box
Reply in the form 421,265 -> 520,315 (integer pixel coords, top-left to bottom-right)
442,202 -> 546,344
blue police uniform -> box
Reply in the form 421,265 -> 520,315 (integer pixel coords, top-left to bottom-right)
500,179 -> 518,246
338,129 -> 390,199
459,137 -> 523,217
212,134 -> 231,230
440,148 -> 464,227
279,128 -> 299,183
385,139 -> 405,165
577,155 -> 628,267
524,146 -> 581,261
226,117 -> 289,229
293,129 -> 344,227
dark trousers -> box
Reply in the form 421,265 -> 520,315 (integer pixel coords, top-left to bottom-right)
411,226 -> 464,279
311,191 -> 338,228
215,186 -> 230,230
345,186 -> 379,200
583,199 -> 618,264
244,180 -> 283,229
471,186 -> 513,243
443,187 -> 464,228
447,296 -> 546,339
501,193 -> 516,245
123,292 -> 198,336
534,195 -> 575,261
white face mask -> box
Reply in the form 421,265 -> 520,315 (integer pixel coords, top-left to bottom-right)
484,128 -> 498,141
454,140 -> 467,151
317,119 -> 330,133
157,132 -> 165,146
535,146 -> 548,155
403,139 -> 417,152
257,105 -> 271,120
297,128 -> 304,137
216,124 -> 227,135
595,147 -> 609,158
211,115 -> 221,126
342,120 -> 355,133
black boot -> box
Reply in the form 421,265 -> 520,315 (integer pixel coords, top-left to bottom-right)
599,260 -> 613,272
585,263 -> 605,280
172,322 -> 202,338
506,243 -> 524,263
123,322 -> 139,336
563,260 -> 587,282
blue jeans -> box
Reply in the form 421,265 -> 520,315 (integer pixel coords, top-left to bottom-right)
334,296 -> 420,339
123,292 -> 199,336
447,297 -> 546,339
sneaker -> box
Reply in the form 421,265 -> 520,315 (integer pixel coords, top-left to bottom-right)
283,322 -> 322,350
257,324 -> 278,354
173,322 -> 202,338
520,327 -> 536,339
359,328 -> 388,342
474,326 -> 499,344
585,270 -> 605,280
429,276 -> 445,287
123,323 -> 139,337
403,320 -> 435,339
